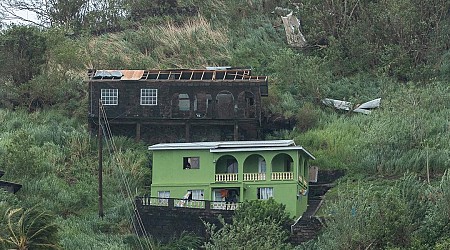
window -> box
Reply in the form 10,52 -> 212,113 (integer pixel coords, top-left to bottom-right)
101,89 -> 118,105
178,94 -> 190,111
183,157 -> 200,169
157,191 -> 170,205
257,187 -> 273,200
188,189 -> 204,200
158,191 -> 170,199
141,89 -> 157,105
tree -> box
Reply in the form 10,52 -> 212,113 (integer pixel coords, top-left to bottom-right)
0,25 -> 47,85
0,0 -> 130,33
0,207 -> 60,250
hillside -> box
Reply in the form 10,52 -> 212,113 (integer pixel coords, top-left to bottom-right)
0,0 -> 450,249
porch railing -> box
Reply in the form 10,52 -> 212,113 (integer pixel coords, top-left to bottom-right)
298,175 -> 308,186
271,172 -> 294,180
137,196 -> 239,211
243,173 -> 266,181
215,173 -> 238,182
211,202 -> 239,210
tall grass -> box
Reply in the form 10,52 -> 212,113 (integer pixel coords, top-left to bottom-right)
0,109 -> 152,249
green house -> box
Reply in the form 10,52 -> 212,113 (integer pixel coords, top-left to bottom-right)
148,140 -> 315,218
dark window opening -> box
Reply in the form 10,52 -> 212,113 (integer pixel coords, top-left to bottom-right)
226,159 -> 238,173
183,157 -> 199,169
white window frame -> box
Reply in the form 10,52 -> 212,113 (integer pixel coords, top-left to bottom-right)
101,89 -> 118,105
157,191 -> 170,205
257,187 -> 273,200
188,189 -> 204,200
158,191 -> 170,199
140,89 -> 158,105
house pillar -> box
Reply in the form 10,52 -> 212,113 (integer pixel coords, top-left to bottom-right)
136,122 -> 141,142
185,122 -> 191,142
234,121 -> 239,141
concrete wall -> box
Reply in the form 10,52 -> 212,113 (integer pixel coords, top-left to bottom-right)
134,199 -> 234,243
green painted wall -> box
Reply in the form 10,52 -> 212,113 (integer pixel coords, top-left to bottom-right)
243,154 -> 262,173
150,148 -> 312,218
152,149 -> 215,186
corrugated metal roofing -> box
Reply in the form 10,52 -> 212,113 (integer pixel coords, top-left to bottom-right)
148,140 -> 294,150
148,140 -> 315,159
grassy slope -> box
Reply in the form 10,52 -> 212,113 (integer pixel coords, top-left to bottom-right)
1,0 -> 450,249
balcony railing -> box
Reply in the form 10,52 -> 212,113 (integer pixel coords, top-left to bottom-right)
298,175 -> 308,186
243,173 -> 266,181
215,173 -> 238,182
136,196 -> 239,211
211,202 -> 239,210
271,172 -> 294,180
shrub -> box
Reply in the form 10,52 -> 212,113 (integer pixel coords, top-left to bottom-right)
204,199 -> 293,250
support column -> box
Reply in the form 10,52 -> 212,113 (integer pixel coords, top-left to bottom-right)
234,121 -> 239,141
135,122 -> 141,142
185,122 -> 191,142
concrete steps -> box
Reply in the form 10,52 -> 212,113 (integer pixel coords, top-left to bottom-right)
289,170 -> 345,245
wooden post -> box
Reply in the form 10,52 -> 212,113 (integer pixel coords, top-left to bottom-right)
426,144 -> 430,184
98,100 -> 104,218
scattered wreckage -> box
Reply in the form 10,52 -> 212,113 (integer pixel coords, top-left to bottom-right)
322,98 -> 381,114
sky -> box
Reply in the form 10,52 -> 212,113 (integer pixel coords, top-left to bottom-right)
3,9 -> 39,25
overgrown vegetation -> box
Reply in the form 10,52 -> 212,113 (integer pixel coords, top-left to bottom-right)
205,199 -> 292,250
0,0 -> 449,248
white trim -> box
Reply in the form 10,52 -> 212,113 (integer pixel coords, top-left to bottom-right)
140,89 -> 157,105
148,140 -> 315,160
148,140 -> 295,150
101,89 -> 118,105
210,147 -> 315,160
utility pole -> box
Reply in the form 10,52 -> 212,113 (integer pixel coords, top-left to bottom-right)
98,100 -> 104,218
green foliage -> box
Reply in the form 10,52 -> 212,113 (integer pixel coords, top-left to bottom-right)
0,0 -> 449,248
0,206 -> 59,250
158,232 -> 202,250
269,48 -> 331,100
414,171 -> 450,247
0,109 -> 151,248
233,198 -> 293,226
300,0 -> 450,81
295,114 -> 366,170
313,174 -> 426,249
0,25 -> 47,85
205,199 -> 292,250
355,83 -> 450,174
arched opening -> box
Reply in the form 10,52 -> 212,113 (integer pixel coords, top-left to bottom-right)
215,155 -> 238,182
194,93 -> 212,118
237,91 -> 256,118
243,154 -> 266,181
215,91 -> 234,119
171,93 -> 190,118
271,153 -> 294,180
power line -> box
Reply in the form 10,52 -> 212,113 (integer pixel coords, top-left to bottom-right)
99,101 -> 153,250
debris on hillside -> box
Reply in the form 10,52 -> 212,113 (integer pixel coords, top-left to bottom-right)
322,98 -> 381,114
275,7 -> 307,48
